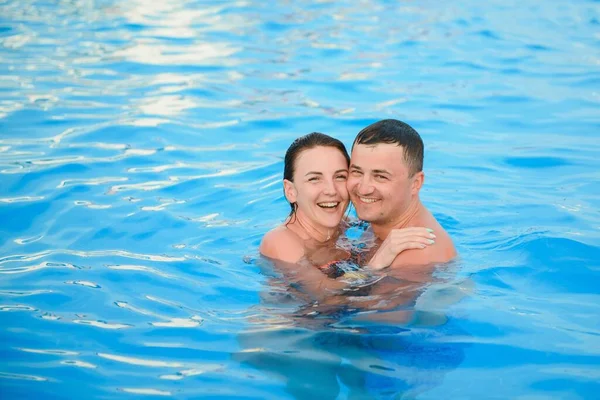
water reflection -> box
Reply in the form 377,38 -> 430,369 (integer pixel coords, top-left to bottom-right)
237,257 -> 470,398
0,0 -> 598,397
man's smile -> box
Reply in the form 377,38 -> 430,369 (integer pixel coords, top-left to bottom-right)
357,196 -> 379,204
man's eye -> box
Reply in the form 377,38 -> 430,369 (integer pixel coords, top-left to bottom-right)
375,175 -> 388,180
350,170 -> 362,176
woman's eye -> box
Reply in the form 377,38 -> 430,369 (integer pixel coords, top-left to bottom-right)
308,177 -> 319,182
335,175 -> 348,180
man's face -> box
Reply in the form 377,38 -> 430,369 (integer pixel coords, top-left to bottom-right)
347,143 -> 422,226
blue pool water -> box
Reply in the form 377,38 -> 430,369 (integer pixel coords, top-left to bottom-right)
1,0 -> 599,398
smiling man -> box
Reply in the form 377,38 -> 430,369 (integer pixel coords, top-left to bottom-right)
347,119 -> 456,269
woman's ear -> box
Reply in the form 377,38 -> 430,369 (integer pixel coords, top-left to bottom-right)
283,179 -> 297,203
411,171 -> 424,194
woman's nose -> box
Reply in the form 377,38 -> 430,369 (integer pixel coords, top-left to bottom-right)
323,179 -> 337,195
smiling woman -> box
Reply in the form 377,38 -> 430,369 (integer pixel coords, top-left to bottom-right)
259,133 -> 351,263
260,132 -> 374,299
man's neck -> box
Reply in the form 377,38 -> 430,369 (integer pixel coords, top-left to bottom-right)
371,197 -> 423,241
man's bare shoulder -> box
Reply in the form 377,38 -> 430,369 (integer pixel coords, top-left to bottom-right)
259,226 -> 305,263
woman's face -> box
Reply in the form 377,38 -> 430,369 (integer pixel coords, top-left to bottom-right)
284,146 -> 350,229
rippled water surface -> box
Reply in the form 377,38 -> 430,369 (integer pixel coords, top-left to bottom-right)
1,0 -> 599,398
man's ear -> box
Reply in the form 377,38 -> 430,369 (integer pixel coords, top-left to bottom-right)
283,179 -> 297,203
411,171 -> 424,194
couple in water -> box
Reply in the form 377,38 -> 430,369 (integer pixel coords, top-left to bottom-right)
260,119 -> 456,303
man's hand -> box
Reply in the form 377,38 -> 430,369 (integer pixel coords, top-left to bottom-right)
367,227 -> 436,270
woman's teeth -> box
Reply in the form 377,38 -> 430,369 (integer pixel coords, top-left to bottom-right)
318,202 -> 339,208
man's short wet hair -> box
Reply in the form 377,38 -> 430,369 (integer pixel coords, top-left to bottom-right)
353,119 -> 424,176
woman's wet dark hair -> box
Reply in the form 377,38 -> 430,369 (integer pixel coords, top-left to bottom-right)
283,132 -> 350,219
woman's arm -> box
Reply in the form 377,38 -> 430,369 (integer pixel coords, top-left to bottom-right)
260,227 -> 349,300
366,227 -> 437,270
269,258 -> 351,300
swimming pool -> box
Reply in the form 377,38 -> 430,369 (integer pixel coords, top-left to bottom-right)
1,0 -> 599,398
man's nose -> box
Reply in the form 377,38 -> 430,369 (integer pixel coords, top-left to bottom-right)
356,176 -> 374,195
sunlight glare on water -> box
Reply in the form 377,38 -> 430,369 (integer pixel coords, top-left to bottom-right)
0,0 -> 599,398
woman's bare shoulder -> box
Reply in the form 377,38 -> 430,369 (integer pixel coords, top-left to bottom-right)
259,226 -> 305,263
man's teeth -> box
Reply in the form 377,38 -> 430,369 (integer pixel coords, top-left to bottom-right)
318,202 -> 339,208
360,197 -> 377,203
